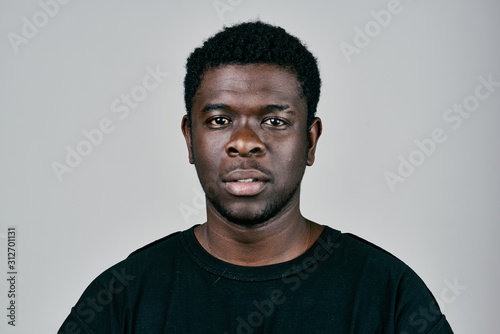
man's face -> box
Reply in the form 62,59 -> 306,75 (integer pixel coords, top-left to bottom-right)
182,64 -> 321,226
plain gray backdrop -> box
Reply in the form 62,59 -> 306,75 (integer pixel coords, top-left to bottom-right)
1,0 -> 499,333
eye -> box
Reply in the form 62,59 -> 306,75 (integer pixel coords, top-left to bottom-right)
263,118 -> 287,127
208,117 -> 231,126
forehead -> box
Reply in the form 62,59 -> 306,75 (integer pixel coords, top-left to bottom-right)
193,64 -> 304,110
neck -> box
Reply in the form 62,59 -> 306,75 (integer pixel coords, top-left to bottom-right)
194,198 -> 324,266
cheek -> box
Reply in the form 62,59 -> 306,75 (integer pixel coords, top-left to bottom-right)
285,133 -> 309,160
192,133 -> 226,170
272,138 -> 308,177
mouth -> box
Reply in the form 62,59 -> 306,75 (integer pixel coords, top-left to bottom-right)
221,170 -> 271,196
234,178 -> 257,183
225,179 -> 267,196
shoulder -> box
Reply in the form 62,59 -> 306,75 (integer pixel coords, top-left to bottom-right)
87,227 -> 190,289
327,229 -> 430,294
330,230 -> 451,332
127,229 -> 183,258
335,231 -> 411,273
59,229 -> 193,332
69,228 -> 191,312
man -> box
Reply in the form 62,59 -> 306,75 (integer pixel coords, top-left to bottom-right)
58,21 -> 453,333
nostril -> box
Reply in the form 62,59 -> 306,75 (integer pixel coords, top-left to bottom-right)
227,147 -> 239,155
248,147 -> 262,155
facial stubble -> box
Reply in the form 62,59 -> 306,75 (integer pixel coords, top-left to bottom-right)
195,141 -> 309,228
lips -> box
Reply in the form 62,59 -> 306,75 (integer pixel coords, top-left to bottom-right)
221,169 -> 271,196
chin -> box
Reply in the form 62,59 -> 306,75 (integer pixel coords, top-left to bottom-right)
224,213 -> 271,228
208,199 -> 284,228
206,182 -> 301,227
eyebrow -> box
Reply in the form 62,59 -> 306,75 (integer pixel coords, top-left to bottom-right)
264,104 -> 295,115
200,103 -> 296,115
201,104 -> 229,112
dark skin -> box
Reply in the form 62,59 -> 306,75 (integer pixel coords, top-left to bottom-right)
181,64 -> 324,266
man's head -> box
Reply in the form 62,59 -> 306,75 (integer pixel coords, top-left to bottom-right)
182,22 -> 322,227
184,21 -> 321,128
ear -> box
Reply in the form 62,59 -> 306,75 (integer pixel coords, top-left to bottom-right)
306,117 -> 322,166
181,115 -> 195,164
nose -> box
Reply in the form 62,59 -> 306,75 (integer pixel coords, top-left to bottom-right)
225,124 -> 265,158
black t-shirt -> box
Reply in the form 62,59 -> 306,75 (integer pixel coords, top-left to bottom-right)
58,226 -> 453,333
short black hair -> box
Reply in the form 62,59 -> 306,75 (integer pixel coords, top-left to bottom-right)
184,21 -> 321,128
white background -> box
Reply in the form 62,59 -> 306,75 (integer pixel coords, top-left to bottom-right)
1,0 -> 499,333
